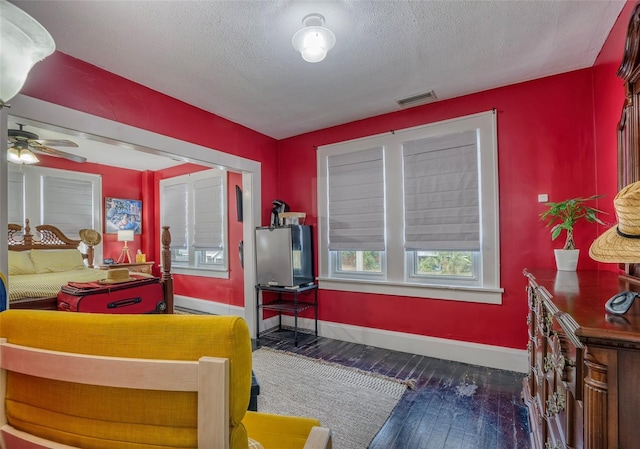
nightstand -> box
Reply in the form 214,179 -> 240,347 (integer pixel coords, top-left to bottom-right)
99,262 -> 155,274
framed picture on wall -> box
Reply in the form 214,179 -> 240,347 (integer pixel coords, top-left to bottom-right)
105,197 -> 142,234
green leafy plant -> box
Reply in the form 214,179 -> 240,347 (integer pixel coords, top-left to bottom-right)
540,195 -> 605,250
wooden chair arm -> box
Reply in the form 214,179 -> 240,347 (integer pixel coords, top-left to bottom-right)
303,426 -> 332,449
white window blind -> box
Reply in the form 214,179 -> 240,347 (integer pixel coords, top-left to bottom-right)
7,170 -> 24,225
193,176 -> 224,250
403,130 -> 479,251
42,176 -> 94,236
162,183 -> 188,249
328,147 -> 385,251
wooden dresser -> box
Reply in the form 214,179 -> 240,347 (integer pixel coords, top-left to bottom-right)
523,269 -> 640,449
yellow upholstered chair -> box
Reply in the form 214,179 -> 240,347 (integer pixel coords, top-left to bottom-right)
0,310 -> 331,449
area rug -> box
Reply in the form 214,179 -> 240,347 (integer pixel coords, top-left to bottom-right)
251,347 -> 410,449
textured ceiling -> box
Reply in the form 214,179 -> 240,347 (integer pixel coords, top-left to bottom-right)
11,0 -> 626,140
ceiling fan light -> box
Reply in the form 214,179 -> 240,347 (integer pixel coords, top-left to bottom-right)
0,0 -> 55,106
7,147 -> 21,163
19,148 -> 39,164
292,14 -> 335,63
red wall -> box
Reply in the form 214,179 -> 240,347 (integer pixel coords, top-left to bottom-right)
18,3 -> 635,349
21,53 -> 279,307
277,68 -> 618,349
22,52 -> 280,222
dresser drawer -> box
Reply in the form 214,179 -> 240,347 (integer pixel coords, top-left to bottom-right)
534,332 -> 547,386
99,262 -> 155,274
545,381 -> 568,448
528,396 -> 546,449
101,262 -> 155,274
549,319 -> 583,400
128,263 -> 153,274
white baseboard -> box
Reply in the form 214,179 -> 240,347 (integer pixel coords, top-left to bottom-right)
179,299 -> 528,373
264,315 -> 528,373
174,295 -> 245,317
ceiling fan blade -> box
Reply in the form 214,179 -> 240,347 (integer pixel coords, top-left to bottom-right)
34,139 -> 79,148
30,144 -> 87,163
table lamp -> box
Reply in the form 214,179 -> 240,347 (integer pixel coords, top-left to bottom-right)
116,230 -> 134,264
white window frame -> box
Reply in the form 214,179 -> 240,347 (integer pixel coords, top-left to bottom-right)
159,168 -> 229,279
317,111 -> 503,304
8,164 -> 103,263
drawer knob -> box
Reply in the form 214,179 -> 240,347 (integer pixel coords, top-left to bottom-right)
544,312 -> 554,337
545,391 -> 566,417
545,439 -> 563,449
544,354 -> 554,373
536,366 -> 543,387
555,353 -> 576,374
549,334 -> 576,379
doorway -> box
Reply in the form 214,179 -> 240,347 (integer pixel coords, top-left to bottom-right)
1,95 -> 261,336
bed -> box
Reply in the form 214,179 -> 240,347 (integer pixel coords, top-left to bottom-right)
7,219 -> 174,312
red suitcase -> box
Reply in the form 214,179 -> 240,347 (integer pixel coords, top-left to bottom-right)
57,277 -> 166,314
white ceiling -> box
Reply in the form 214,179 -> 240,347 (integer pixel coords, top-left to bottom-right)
8,0 -> 626,164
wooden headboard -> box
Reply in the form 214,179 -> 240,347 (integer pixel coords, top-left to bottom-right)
8,219 -> 100,268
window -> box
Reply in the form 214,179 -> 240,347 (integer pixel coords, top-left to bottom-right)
7,170 -> 24,225
317,111 -> 502,304
160,169 -> 228,277
7,164 -> 103,261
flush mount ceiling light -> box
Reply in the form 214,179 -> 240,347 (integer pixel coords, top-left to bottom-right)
0,0 -> 55,108
292,13 -> 336,63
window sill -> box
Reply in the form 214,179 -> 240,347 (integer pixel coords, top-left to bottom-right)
169,266 -> 229,279
317,277 -> 503,304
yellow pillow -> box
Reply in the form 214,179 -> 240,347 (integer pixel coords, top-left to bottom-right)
8,251 -> 36,275
30,249 -> 86,273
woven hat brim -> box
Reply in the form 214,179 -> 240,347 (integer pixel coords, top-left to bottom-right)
589,226 -> 640,263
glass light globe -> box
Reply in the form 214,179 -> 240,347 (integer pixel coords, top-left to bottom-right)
0,0 -> 55,105
6,148 -> 21,163
19,149 -> 39,164
292,14 -> 336,63
298,28 -> 331,63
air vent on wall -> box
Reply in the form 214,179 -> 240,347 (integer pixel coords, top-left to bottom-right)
396,90 -> 438,108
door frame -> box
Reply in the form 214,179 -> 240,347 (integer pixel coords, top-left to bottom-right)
1,94 -> 261,336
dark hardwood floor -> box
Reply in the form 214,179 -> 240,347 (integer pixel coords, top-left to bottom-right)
256,330 -> 530,449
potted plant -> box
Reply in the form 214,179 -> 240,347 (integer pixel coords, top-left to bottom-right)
540,194 -> 605,271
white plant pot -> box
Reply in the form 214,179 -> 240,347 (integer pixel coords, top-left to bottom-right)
554,249 -> 580,271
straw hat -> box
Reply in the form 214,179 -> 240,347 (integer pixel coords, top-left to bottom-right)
79,228 -> 101,246
98,268 -> 135,284
589,181 -> 640,262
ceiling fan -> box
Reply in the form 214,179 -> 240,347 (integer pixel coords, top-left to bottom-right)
7,124 -> 86,163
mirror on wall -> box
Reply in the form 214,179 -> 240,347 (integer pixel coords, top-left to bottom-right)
617,2 -> 640,277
